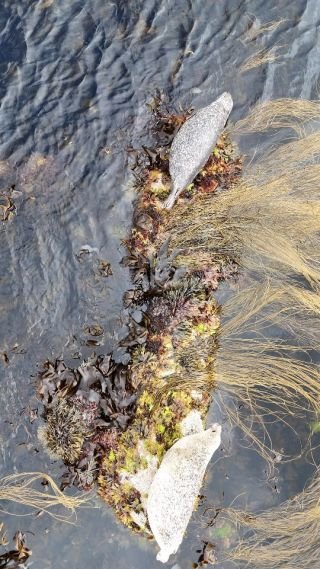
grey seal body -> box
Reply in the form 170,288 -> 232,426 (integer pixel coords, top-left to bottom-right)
147,423 -> 222,563
163,92 -> 233,209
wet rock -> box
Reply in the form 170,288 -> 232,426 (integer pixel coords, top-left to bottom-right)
180,410 -> 204,436
84,324 -> 104,337
147,424 -> 222,562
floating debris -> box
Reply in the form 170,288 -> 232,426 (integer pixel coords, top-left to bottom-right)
240,46 -> 281,73
242,16 -> 287,43
0,523 -> 8,547
0,188 -> 16,222
76,245 -> 100,260
0,472 -> 92,521
196,542 -> 217,566
97,259 -> 113,277
84,324 -> 104,337
0,531 -> 31,568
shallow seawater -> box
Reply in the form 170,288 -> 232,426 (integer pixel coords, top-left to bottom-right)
0,0 -> 320,567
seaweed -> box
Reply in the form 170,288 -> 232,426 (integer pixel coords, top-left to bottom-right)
0,187 -> 16,222
35,102 -> 242,534
0,532 -> 31,569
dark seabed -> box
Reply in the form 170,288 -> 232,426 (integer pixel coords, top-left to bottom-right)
0,0 -> 320,567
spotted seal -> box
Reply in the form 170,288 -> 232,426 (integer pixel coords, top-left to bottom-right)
147,423 -> 222,562
163,92 -> 233,208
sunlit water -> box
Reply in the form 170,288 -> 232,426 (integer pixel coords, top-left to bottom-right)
0,0 -> 320,567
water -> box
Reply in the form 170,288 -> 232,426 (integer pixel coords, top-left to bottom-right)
0,0 -> 319,567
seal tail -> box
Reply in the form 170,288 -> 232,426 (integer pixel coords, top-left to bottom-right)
162,193 -> 176,209
162,182 -> 182,209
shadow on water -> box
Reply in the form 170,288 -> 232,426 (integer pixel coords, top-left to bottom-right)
0,0 -> 320,567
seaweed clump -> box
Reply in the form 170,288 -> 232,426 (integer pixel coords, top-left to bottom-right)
37,355 -> 138,489
38,398 -> 91,464
97,104 -> 242,529
36,99 -> 242,532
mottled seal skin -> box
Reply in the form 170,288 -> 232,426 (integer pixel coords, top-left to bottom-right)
147,423 -> 222,563
163,92 -> 233,209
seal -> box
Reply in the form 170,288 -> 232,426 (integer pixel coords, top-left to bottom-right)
147,423 -> 222,563
163,92 -> 233,209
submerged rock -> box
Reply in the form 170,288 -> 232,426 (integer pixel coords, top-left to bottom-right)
147,424 -> 222,562
163,92 -> 233,208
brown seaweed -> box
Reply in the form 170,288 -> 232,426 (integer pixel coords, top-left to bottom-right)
0,186 -> 16,222
37,353 -> 140,487
35,103 -> 242,531
0,532 -> 31,569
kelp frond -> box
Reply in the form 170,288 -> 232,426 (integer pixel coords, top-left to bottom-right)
222,280 -> 320,347
160,100 -> 320,464
0,472 -> 93,522
232,98 -> 320,136
242,17 -> 287,43
240,47 -> 281,73
225,469 -> 320,569
168,121 -> 320,289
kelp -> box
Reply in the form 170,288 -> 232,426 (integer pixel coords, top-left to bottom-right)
242,17 -> 287,43
232,98 -> 320,136
240,47 -> 281,73
168,180 -> 320,285
163,100 -> 320,464
0,472 -> 92,522
225,469 -> 320,569
170,99 -> 320,567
